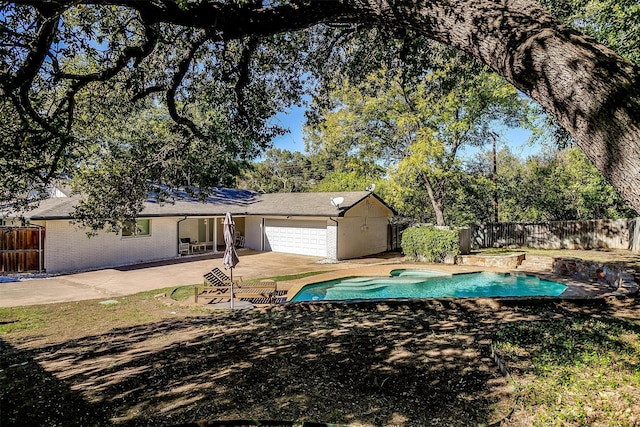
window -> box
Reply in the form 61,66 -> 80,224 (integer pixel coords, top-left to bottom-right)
122,219 -> 151,237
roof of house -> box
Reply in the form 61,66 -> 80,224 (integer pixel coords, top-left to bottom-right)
19,188 -> 394,220
246,191 -> 393,217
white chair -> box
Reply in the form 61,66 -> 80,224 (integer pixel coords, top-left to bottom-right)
179,238 -> 190,255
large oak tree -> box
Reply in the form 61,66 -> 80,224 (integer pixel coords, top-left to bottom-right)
2,0 -> 640,216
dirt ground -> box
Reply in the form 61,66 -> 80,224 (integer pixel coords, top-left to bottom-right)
3,295 -> 640,427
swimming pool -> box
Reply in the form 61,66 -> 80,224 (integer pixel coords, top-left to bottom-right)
289,270 -> 567,302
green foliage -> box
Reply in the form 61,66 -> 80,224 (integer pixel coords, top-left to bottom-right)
239,148 -> 317,193
169,285 -> 197,301
69,101 -> 249,233
240,148 -> 386,194
313,171 -> 381,192
0,4 -> 308,225
306,41 -> 529,226
495,317 -> 640,424
2,0 -> 637,228
401,226 -> 460,262
460,146 -> 636,223
542,0 -> 640,66
533,0 -> 640,150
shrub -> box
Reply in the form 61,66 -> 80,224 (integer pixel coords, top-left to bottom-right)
401,226 -> 460,263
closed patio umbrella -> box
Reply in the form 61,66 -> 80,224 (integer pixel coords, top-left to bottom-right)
223,212 -> 240,308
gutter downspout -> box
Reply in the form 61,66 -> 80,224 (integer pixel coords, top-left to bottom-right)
329,217 -> 338,261
261,218 -> 265,251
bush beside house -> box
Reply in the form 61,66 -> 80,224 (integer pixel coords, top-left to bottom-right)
401,226 -> 460,263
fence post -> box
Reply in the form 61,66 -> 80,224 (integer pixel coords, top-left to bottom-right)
631,218 -> 640,254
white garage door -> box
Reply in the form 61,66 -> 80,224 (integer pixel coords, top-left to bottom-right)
264,219 -> 327,257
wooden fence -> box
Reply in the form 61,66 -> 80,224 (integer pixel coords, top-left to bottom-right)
388,224 -> 404,251
471,218 -> 639,252
0,226 -> 45,273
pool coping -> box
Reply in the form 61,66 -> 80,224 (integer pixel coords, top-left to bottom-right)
282,264 -> 614,302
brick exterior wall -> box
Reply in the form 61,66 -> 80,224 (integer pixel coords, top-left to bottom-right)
37,217 -> 178,273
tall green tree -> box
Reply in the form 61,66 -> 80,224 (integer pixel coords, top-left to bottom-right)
239,148 -> 319,193
1,4 -> 305,229
310,154 -> 386,193
463,146 -> 637,223
531,147 -> 636,220
240,149 -> 385,194
2,0 -> 640,217
307,45 -> 527,225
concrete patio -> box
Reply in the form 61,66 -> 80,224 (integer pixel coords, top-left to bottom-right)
1,249 -> 624,308
0,250 -> 401,307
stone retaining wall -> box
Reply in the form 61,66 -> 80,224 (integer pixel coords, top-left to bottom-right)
552,258 -> 638,295
456,253 -> 638,296
456,253 -> 526,269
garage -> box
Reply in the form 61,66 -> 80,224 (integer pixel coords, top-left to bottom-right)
264,219 -> 327,257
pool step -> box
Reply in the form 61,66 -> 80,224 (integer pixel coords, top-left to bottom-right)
331,283 -> 389,292
517,255 -> 554,272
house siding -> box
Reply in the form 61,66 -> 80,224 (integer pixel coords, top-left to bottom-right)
337,197 -> 391,259
244,216 -> 262,250
22,192 -> 394,273
326,221 -> 338,259
38,217 -> 178,273
337,216 -> 389,259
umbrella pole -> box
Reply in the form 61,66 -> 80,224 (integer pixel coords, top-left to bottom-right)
230,268 -> 234,309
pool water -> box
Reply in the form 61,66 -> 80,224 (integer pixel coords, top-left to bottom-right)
290,270 -> 567,302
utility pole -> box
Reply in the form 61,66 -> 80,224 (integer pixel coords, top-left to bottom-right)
491,132 -> 499,223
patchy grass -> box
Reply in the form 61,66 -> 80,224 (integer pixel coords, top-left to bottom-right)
0,287 -> 204,344
170,284 -> 198,301
3,291 -> 640,426
0,307 -> 47,334
494,315 -> 640,425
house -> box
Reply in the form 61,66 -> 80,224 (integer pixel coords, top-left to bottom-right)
11,189 -> 394,274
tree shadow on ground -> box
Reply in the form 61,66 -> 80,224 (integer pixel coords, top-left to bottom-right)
4,297 -> 640,426
0,337 -> 111,426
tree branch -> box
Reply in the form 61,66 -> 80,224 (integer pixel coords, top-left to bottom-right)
165,28 -> 210,140
1,10 -> 59,95
56,23 -> 159,83
4,0 -> 640,212
131,85 -> 165,103
234,36 -> 259,129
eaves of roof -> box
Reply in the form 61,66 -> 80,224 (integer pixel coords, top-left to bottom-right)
20,190 -> 392,220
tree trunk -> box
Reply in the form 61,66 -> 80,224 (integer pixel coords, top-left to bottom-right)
422,175 -> 446,226
491,133 -> 499,223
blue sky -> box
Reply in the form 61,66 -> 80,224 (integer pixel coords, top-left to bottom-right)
270,107 -> 307,153
270,106 -> 539,159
